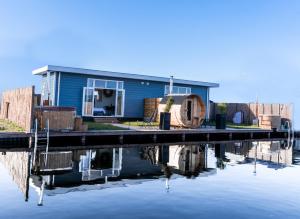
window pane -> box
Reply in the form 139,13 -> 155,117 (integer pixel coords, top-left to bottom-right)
116,90 -> 124,116
83,88 -> 93,116
173,86 -> 179,94
178,87 -> 186,94
87,79 -> 94,87
95,79 -> 106,88
165,85 -> 170,95
106,81 -> 117,89
165,85 -> 191,95
117,81 -> 124,89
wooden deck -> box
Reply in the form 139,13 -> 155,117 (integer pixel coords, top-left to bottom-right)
0,129 -> 298,151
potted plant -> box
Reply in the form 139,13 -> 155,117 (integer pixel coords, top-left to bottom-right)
159,96 -> 174,130
215,103 -> 227,129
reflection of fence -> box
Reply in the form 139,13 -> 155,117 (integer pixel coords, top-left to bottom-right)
210,102 -> 293,124
0,152 -> 30,197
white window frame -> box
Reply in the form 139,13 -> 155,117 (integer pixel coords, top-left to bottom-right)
164,85 -> 191,96
87,78 -> 124,90
41,72 -> 57,106
82,78 -> 125,117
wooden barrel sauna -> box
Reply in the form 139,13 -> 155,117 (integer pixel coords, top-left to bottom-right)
157,95 -> 206,128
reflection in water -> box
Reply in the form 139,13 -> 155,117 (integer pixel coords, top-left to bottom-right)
0,140 -> 297,206
0,151 -> 30,201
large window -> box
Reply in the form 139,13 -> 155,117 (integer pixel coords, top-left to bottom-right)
83,78 -> 125,117
164,85 -> 191,96
41,72 -> 56,106
87,78 -> 124,90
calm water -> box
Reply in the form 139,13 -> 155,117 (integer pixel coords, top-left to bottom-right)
0,140 -> 300,219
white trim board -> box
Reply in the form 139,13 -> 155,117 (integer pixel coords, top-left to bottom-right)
32,65 -> 219,88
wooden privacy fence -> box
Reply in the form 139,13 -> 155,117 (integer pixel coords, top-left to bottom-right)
35,107 -> 77,131
210,102 -> 293,124
0,86 -> 82,132
0,86 -> 35,132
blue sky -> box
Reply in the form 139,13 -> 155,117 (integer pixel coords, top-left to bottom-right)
0,0 -> 299,127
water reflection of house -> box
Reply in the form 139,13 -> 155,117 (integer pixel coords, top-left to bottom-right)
0,152 -> 30,201
33,151 -> 73,174
79,148 -> 122,181
167,145 -> 208,177
142,145 -> 216,178
32,148 -> 122,189
30,147 -> 163,204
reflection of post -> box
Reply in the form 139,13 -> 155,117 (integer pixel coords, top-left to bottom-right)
38,180 -> 45,206
215,144 -> 225,159
165,178 -> 170,192
215,144 -> 226,169
205,144 -> 208,169
277,141 -> 280,167
25,154 -> 31,202
253,142 -> 257,175
159,145 -> 169,164
159,145 -> 172,191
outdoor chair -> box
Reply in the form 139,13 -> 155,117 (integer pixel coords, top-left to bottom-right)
143,109 -> 158,129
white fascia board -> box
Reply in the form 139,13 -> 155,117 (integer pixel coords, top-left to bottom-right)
32,65 -> 220,88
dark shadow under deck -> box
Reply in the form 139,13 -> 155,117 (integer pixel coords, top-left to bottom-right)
0,129 -> 299,151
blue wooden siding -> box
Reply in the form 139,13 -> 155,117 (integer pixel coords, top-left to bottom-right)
58,73 -> 87,115
57,72 -> 208,117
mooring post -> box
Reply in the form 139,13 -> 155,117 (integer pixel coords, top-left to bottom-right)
81,136 -> 86,145
119,135 -> 124,144
153,134 -> 157,143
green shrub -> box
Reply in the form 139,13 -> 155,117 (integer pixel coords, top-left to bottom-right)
217,103 -> 227,114
164,96 -> 174,113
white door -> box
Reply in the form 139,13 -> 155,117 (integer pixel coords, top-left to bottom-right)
115,90 -> 125,117
82,87 -> 94,116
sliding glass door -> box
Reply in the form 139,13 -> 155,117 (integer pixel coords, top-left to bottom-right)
82,78 -> 125,117
82,87 -> 94,116
115,90 -> 125,116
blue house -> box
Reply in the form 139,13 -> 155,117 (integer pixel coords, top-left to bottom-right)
33,65 -> 219,120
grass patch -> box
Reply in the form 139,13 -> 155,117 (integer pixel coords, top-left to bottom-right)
84,122 -> 128,130
227,123 -> 260,129
121,120 -> 260,129
204,120 -> 260,129
0,119 -> 24,132
121,121 -> 159,127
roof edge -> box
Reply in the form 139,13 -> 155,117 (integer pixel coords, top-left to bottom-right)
32,65 -> 219,88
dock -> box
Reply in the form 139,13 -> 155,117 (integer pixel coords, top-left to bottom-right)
0,129 -> 299,151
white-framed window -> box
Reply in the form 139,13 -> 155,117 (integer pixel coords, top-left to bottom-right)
87,78 -> 124,90
164,85 -> 191,96
41,72 -> 56,106
83,78 -> 125,117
